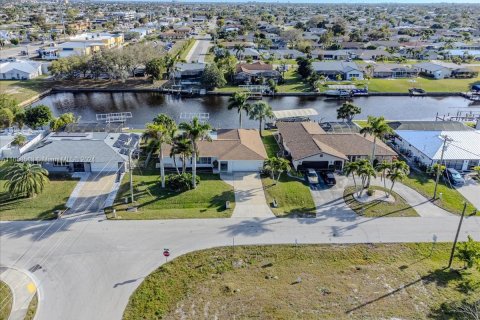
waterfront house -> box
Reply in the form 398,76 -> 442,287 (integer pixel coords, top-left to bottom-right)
311,61 -> 364,80
0,58 -> 43,80
234,62 -> 281,84
162,129 -> 267,173
312,49 -> 350,60
413,62 -> 452,79
171,63 -> 206,86
366,63 -> 418,78
276,122 -> 396,171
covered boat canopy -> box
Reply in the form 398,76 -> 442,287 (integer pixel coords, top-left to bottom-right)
272,108 -> 319,120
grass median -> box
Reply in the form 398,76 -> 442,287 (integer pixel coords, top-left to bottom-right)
0,281 -> 12,320
123,243 -> 480,320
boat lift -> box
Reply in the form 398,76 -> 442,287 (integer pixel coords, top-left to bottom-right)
96,112 -> 133,124
179,112 -> 210,123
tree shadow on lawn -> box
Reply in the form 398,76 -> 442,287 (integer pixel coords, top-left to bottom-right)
0,192 -> 64,220
346,267 -> 462,315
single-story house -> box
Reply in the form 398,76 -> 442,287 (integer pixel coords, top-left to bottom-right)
366,63 -> 418,78
351,49 -> 392,61
19,132 -> 140,173
312,49 -> 350,60
162,129 -> 267,173
171,62 -> 206,86
276,122 -> 396,171
414,62 -> 452,79
229,47 -> 261,60
260,49 -> 306,60
311,61 -> 364,80
234,62 -> 281,84
0,58 -> 43,80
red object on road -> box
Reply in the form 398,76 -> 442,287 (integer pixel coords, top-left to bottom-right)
163,249 -> 170,257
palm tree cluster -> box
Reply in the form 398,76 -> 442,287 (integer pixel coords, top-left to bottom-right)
359,116 -> 393,163
144,114 -> 213,190
3,162 -> 49,198
344,159 -> 410,198
227,92 -> 274,134
263,157 -> 291,184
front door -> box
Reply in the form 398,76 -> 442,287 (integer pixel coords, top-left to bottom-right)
461,160 -> 469,171
220,161 -> 228,172
73,162 -> 85,172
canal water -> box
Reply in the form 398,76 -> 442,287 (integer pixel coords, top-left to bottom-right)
33,92 -> 480,129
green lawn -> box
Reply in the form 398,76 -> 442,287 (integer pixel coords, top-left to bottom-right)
0,75 -> 51,104
178,38 -> 196,61
366,76 -> 480,93
261,175 -> 316,217
260,130 -> 279,158
402,171 -> 478,216
0,162 -> 79,220
344,186 -> 418,217
106,171 -> 235,219
0,281 -> 12,320
24,294 -> 38,320
123,243 -> 480,320
276,68 -> 311,93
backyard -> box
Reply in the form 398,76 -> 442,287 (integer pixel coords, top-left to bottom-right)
106,169 -> 236,219
123,243 -> 480,320
0,162 -> 79,220
344,186 -> 418,217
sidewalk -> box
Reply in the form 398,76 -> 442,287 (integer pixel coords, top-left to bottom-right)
0,267 -> 37,320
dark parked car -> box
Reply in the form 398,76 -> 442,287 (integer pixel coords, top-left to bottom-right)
444,168 -> 465,186
320,172 -> 336,186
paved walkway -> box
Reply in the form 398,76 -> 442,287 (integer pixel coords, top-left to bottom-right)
0,267 -> 37,320
221,172 -> 275,218
67,173 -> 117,214
455,175 -> 480,210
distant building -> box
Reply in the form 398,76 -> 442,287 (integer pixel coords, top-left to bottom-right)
311,61 -> 364,80
0,58 -> 42,80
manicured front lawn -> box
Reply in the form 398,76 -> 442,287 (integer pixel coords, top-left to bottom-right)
367,75 -> 480,93
0,163 -> 79,220
260,130 -> 279,158
0,281 -> 12,320
261,175 -> 316,217
276,68 -> 311,93
402,171 -> 477,216
344,186 -> 418,217
107,171 -> 235,219
123,243 -> 480,320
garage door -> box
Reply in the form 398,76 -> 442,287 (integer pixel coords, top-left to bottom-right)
299,161 -> 329,170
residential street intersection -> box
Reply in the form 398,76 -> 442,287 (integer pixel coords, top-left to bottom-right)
1,213 -> 480,320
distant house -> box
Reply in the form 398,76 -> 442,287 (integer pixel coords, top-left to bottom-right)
163,129 -> 267,173
19,132 -> 140,173
0,58 -> 42,80
229,47 -> 261,60
414,62 -> 452,79
260,49 -> 306,60
311,61 -> 364,80
351,49 -> 392,61
234,62 -> 281,84
172,62 -> 206,86
367,63 -> 418,78
312,49 -> 350,60
276,122 -> 396,171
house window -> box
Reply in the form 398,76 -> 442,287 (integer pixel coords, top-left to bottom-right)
196,157 -> 212,164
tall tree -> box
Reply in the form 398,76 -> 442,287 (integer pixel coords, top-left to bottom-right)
0,108 -> 14,129
24,105 -> 53,129
337,102 -> 362,122
227,92 -> 250,128
4,162 -> 49,198
178,117 -> 212,189
359,116 -> 392,164
50,113 -> 77,132
201,63 -> 226,90
170,134 -> 193,175
144,123 -> 170,188
248,101 -> 274,136
387,160 -> 410,197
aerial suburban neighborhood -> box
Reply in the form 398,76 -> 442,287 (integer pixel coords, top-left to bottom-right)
0,0 -> 480,319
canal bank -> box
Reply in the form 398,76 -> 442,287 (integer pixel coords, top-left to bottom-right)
31,91 -> 480,129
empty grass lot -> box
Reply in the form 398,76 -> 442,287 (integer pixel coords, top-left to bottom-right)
107,170 -> 235,219
344,186 -> 418,217
123,243 -> 480,320
260,130 -> 279,158
0,76 -> 51,104
261,175 -> 316,217
0,281 -> 12,320
0,162 -> 79,220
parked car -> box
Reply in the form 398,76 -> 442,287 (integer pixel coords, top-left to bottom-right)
307,169 -> 319,184
320,172 -> 337,186
444,168 -> 465,186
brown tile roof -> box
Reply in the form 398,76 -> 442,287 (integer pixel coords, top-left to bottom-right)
165,129 -> 267,161
236,61 -> 273,73
277,121 -> 396,161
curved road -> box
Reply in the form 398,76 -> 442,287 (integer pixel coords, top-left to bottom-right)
1,213 -> 480,320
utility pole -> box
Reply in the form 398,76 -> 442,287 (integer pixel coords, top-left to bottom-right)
433,135 -> 452,199
129,149 -> 134,204
448,202 -> 468,269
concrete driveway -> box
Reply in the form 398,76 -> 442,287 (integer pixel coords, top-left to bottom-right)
455,175 -> 480,211
221,172 -> 274,218
66,173 -> 117,214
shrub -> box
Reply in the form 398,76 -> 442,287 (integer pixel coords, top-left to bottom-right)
166,173 -> 200,191
366,188 -> 375,196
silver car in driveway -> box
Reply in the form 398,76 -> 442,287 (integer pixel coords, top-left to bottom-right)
307,169 -> 319,185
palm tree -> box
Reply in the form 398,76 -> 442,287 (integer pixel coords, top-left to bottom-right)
227,92 -> 250,128
356,159 -> 376,196
179,117 -> 212,189
359,116 -> 392,164
375,161 -> 392,195
387,160 -> 410,197
336,102 -> 362,122
343,161 -> 360,190
144,123 -> 170,188
263,157 -> 291,184
248,101 -> 274,136
170,134 -> 193,174
4,162 -> 49,198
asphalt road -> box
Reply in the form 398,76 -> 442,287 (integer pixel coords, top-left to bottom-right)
186,36 -> 212,63
1,214 -> 480,320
